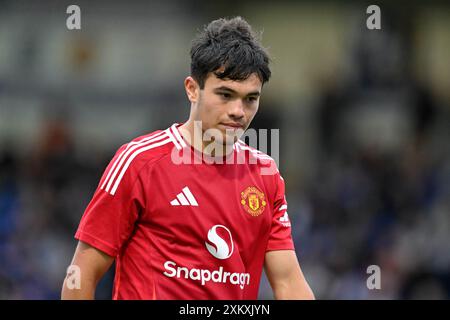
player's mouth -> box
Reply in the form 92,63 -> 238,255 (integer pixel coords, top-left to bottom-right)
219,122 -> 244,131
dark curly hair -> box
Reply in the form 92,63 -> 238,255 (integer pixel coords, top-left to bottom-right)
190,16 -> 271,89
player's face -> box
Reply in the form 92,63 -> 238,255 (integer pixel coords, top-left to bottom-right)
195,72 -> 262,145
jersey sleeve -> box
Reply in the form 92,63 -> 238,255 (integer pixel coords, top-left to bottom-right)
266,171 -> 295,252
75,145 -> 146,257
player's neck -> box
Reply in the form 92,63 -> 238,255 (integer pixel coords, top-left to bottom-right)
178,121 -> 234,158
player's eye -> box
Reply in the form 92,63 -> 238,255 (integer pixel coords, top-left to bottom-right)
218,92 -> 232,99
246,96 -> 258,103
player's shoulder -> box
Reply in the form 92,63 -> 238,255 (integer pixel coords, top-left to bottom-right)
235,139 -> 274,162
114,126 -> 182,171
235,139 -> 279,172
100,124 -> 182,195
114,124 -> 183,167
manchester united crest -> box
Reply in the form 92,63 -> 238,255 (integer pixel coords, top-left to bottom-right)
240,186 -> 266,217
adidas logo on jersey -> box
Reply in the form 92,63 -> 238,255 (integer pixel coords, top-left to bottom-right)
170,186 -> 199,206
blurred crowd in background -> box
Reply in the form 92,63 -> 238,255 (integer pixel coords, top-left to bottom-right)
0,0 -> 449,299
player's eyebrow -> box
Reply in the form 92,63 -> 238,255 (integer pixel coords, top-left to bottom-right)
214,86 -> 260,97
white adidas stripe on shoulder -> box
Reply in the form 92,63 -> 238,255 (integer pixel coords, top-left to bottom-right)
102,132 -> 168,193
109,138 -> 172,195
170,124 -> 187,148
236,141 -> 273,160
100,130 -> 166,191
101,131 -> 172,195
166,127 -> 181,150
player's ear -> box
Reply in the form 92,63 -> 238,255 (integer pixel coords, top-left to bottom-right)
184,76 -> 200,103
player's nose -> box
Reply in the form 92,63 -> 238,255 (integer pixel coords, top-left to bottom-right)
227,100 -> 245,119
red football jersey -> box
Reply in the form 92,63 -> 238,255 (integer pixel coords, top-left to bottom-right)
75,123 -> 294,299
